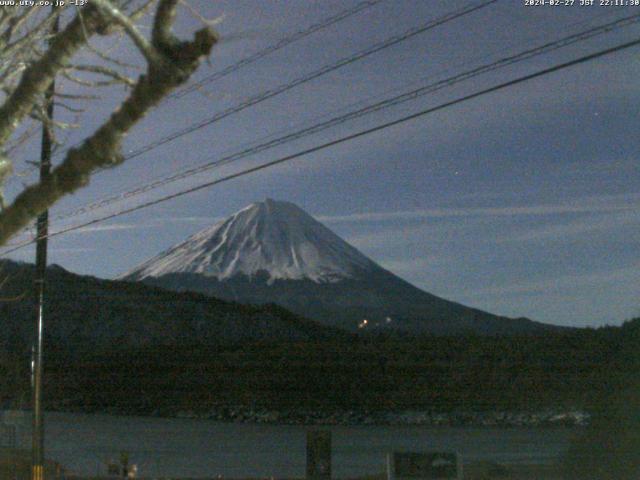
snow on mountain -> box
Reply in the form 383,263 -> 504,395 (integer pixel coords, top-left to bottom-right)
123,199 -> 377,284
122,199 -> 556,335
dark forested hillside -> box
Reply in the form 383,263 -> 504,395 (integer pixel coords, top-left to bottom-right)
3,318 -> 636,417
0,259 -> 635,421
0,260 -> 347,354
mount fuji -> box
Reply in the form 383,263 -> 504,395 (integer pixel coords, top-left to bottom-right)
122,199 -> 554,335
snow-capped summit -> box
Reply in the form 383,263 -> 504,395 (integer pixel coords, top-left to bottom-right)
123,199 -> 376,284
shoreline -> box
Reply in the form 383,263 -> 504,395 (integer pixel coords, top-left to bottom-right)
35,404 -> 591,428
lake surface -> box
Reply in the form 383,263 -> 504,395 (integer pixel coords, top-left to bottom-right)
1,410 -> 578,478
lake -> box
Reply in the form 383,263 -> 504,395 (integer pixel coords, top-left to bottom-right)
1,410 -> 578,478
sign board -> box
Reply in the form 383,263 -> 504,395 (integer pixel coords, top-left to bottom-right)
306,430 -> 331,480
105,452 -> 137,478
387,452 -> 462,480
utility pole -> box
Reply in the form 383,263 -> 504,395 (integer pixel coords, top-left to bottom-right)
32,10 -> 59,480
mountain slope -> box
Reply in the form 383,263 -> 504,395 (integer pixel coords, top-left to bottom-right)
123,199 -> 557,335
0,260 -> 348,354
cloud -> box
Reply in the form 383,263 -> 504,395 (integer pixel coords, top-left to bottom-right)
562,157 -> 639,177
346,227 -> 427,251
55,216 -> 220,236
316,192 -> 640,224
462,263 -> 640,298
61,223 -> 152,235
378,256 -> 444,275
161,216 -> 221,224
49,247 -> 97,253
495,210 -> 640,244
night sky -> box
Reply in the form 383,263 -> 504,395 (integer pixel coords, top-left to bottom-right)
3,0 -> 639,327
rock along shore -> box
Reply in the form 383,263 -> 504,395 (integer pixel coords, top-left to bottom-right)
164,406 -> 590,427
40,400 -> 591,427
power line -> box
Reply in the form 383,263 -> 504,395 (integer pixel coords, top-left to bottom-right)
169,0 -> 387,100
2,35 -> 638,256
43,11 -> 640,227
13,0 -> 493,180
6,0 -> 387,181
17,0 -> 498,186
119,0 -> 499,162
5,0 -> 502,230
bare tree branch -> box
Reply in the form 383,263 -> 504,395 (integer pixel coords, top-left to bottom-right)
92,0 -> 163,65
69,64 -> 136,86
0,6 -> 107,148
0,0 -> 218,245
54,92 -> 101,101
152,0 -> 178,49
53,101 -> 86,114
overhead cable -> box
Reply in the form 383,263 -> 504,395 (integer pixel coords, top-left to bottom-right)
3,35 -> 639,256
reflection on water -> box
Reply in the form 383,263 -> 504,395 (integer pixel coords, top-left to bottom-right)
1,410 -> 577,478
